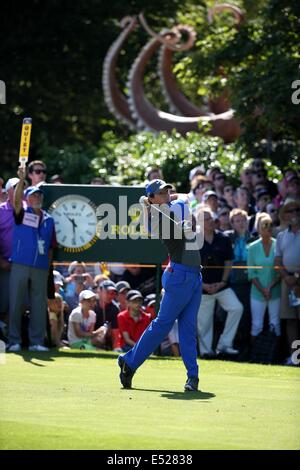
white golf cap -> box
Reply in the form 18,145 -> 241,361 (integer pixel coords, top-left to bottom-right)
53,270 -> 64,286
5,178 -> 20,191
79,290 -> 96,301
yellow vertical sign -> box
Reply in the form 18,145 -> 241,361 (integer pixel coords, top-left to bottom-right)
19,117 -> 32,168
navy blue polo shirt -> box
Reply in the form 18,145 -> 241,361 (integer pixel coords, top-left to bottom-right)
200,231 -> 234,285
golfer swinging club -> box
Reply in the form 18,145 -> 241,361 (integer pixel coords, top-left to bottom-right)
118,179 -> 202,391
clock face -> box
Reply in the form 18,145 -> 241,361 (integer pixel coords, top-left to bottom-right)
49,195 -> 98,251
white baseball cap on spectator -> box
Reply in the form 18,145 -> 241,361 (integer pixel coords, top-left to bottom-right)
53,270 -> 64,286
5,178 -> 20,191
79,290 -> 96,302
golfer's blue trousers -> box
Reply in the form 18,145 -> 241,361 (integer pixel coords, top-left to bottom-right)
122,262 -> 202,378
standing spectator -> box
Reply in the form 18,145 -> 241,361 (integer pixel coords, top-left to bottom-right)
202,191 -> 219,218
117,290 -> 151,352
67,290 -> 106,349
197,207 -> 243,357
275,198 -> 300,365
115,281 -> 131,312
286,175 -> 300,199
247,213 -> 281,342
212,172 -> 226,198
90,177 -> 105,185
27,160 -> 47,187
235,186 -> 255,216
0,178 -> 20,332
225,208 -> 252,357
7,168 -> 55,352
146,167 -> 164,182
239,167 -> 253,193
217,206 -> 232,232
49,174 -> 64,184
222,183 -> 235,209
189,175 -> 213,212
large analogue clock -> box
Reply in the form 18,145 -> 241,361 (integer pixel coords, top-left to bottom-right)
49,195 -> 98,252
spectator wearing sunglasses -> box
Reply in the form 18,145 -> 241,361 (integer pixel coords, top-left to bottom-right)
27,161 -> 47,187
247,213 -> 281,342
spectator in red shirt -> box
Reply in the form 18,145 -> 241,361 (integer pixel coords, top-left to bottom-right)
117,290 -> 151,352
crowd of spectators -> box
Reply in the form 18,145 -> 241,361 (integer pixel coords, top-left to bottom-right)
0,158 -> 300,366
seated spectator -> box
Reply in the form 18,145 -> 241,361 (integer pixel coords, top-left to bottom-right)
94,273 -> 109,288
65,277 -> 85,311
117,290 -> 151,352
196,207 -> 243,357
143,293 -> 157,320
53,270 -> 65,297
160,319 -> 180,357
65,261 -> 94,289
67,290 -> 107,350
115,281 -> 131,312
48,293 -> 65,347
95,279 -> 120,349
247,213 -> 281,341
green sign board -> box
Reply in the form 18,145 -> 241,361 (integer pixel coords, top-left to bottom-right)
43,184 -> 167,264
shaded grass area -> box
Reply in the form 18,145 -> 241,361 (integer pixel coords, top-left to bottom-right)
0,350 -> 299,449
